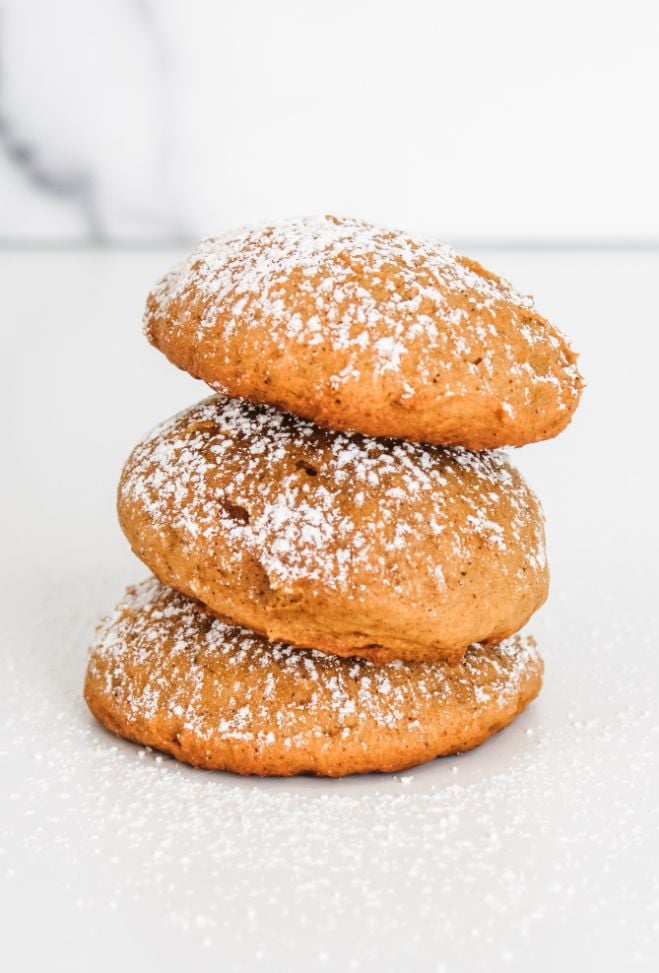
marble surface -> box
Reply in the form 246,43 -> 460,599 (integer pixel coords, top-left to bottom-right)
1,0 -> 659,243
1,247 -> 658,971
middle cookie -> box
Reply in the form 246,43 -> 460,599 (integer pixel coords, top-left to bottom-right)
119,395 -> 548,664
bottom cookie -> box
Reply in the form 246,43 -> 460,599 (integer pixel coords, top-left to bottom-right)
84,579 -> 543,777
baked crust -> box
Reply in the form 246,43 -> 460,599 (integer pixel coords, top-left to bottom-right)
145,215 -> 583,449
118,395 -> 548,664
84,579 -> 544,777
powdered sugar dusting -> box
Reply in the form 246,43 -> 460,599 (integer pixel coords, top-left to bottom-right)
120,395 -> 547,596
148,215 -> 581,407
88,578 -> 541,746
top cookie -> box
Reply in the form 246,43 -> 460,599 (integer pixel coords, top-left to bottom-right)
145,215 -> 582,449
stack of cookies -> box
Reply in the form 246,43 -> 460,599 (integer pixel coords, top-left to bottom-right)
85,216 -> 582,777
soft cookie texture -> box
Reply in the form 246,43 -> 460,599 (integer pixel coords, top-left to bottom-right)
118,396 -> 548,665
145,215 -> 583,449
84,579 -> 544,777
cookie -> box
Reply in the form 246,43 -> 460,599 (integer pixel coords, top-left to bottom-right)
118,395 -> 548,665
145,215 -> 583,449
84,579 -> 543,777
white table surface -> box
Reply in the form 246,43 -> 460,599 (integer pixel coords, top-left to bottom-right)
1,247 -> 658,972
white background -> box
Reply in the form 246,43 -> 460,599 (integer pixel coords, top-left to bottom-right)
1,0 -> 658,242
1,246 -> 658,972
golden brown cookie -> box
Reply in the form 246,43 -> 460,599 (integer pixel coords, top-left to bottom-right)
118,396 -> 548,665
145,215 -> 583,449
84,579 -> 543,777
